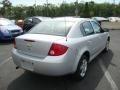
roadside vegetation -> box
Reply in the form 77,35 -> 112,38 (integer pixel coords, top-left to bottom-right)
0,0 -> 120,19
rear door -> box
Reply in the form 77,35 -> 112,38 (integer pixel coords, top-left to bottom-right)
81,21 -> 97,57
90,21 -> 107,51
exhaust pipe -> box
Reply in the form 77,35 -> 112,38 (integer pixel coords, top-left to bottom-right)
16,66 -> 19,69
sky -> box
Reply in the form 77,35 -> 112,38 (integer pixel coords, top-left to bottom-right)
2,0 -> 120,6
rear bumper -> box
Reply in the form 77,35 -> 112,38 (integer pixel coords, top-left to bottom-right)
12,49 -> 75,76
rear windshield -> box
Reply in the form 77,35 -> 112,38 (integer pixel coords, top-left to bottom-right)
28,21 -> 75,36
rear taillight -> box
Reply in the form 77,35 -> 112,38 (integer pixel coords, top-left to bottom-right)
48,43 -> 68,56
13,38 -> 16,48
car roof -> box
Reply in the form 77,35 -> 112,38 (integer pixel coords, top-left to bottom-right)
92,17 -> 108,21
50,17 -> 89,22
26,16 -> 51,21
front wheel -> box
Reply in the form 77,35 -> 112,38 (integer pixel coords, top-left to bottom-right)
104,40 -> 110,52
74,55 -> 88,79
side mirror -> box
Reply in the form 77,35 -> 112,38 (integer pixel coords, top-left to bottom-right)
101,28 -> 109,33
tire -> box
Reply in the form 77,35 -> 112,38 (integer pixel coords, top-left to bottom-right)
74,55 -> 88,80
104,40 -> 110,52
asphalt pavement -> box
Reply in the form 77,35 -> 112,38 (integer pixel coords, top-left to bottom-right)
0,30 -> 120,90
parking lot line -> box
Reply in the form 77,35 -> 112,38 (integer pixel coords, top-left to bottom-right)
99,59 -> 118,90
0,57 -> 12,67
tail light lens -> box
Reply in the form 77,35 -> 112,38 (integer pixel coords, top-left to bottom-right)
48,43 -> 68,56
13,38 -> 16,48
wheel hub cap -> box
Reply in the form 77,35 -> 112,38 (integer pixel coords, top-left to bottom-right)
80,59 -> 87,77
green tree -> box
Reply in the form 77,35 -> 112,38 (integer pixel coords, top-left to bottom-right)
26,6 -> 35,17
12,5 -> 26,19
1,1 -> 119,19
0,0 -> 12,17
84,2 -> 90,18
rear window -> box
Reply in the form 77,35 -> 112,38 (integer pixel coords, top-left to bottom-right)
28,21 -> 75,36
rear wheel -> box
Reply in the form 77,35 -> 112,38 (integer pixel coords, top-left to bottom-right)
74,55 -> 88,79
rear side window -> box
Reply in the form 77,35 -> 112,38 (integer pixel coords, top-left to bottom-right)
91,21 -> 101,33
80,24 -> 86,36
82,21 -> 94,35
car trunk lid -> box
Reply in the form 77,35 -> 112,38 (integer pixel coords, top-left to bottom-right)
15,34 -> 66,58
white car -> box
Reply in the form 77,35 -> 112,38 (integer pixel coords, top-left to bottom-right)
92,17 -> 108,22
12,17 -> 110,79
108,17 -> 120,22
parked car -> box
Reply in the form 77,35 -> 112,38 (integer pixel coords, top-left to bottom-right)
11,20 -> 16,24
23,16 -> 51,32
108,17 -> 120,22
12,17 -> 110,79
92,17 -> 109,25
0,18 -> 23,40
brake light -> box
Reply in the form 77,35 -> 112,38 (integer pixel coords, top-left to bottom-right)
48,43 -> 68,56
13,38 -> 16,48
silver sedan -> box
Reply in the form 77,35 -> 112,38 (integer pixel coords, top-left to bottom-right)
12,17 -> 110,79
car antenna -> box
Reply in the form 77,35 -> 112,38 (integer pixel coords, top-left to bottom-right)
63,0 -> 67,41
64,17 -> 67,41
